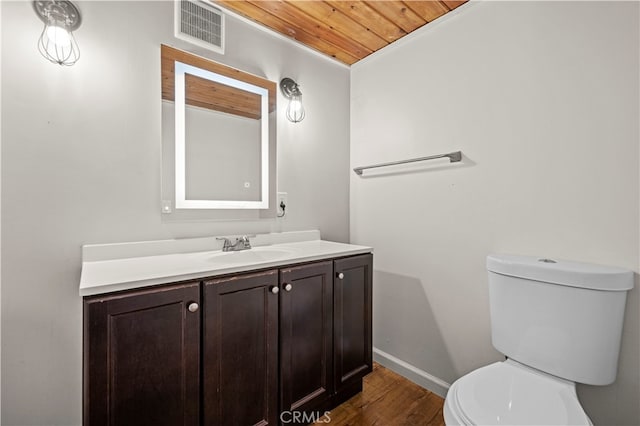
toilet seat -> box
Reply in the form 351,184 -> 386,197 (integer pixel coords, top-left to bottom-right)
444,360 -> 593,425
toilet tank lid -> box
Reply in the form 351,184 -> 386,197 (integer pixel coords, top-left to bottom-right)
487,254 -> 634,291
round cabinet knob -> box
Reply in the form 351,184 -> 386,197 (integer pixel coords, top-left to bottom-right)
284,283 -> 293,292
337,273 -> 344,279
271,286 -> 280,294
188,302 -> 199,313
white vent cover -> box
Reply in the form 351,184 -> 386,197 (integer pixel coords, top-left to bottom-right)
175,0 -> 225,54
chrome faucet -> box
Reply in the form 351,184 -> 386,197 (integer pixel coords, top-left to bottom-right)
217,235 -> 254,252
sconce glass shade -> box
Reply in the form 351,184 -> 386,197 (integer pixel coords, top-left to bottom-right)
280,78 -> 306,123
285,94 -> 306,123
33,1 -> 81,66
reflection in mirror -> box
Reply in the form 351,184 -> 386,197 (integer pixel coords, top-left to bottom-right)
160,45 -> 276,214
184,102 -> 260,201
175,62 -> 269,209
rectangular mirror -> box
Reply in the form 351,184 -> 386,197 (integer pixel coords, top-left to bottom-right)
161,45 -> 276,213
175,61 -> 269,209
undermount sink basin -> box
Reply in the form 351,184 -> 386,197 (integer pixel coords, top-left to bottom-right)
206,247 -> 293,265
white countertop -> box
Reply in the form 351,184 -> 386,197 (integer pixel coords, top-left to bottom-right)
80,231 -> 372,296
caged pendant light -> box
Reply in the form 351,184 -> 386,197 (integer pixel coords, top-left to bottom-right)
280,78 -> 306,123
32,0 -> 82,66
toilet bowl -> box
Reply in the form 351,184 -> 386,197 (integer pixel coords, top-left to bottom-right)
443,254 -> 633,426
444,360 -> 592,425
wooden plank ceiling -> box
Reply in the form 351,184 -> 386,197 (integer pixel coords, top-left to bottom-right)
213,0 -> 468,65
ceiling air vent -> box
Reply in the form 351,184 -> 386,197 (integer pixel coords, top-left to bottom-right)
175,0 -> 225,54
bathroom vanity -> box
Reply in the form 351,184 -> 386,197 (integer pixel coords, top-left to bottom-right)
80,232 -> 372,425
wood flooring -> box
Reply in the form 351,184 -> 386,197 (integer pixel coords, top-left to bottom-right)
320,363 -> 446,426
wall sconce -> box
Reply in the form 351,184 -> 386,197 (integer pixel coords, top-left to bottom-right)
280,78 -> 306,123
32,0 -> 82,66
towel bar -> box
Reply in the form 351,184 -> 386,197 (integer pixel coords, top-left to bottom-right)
353,150 -> 462,175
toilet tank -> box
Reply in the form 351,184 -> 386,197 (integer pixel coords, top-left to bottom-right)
487,254 -> 634,386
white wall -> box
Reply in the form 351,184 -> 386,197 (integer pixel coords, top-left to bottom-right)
351,1 -> 639,425
0,2 -> 3,420
0,1 -> 350,424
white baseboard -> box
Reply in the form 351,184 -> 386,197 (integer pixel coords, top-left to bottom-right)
373,347 -> 451,398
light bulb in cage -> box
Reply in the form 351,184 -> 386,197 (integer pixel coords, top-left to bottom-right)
280,78 -> 306,123
33,1 -> 82,66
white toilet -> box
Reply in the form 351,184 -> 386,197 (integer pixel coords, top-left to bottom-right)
444,254 -> 634,425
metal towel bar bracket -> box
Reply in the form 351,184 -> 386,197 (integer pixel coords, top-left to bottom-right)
353,150 -> 462,176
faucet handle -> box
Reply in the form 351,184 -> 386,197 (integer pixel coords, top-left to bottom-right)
216,237 -> 232,249
240,235 -> 254,248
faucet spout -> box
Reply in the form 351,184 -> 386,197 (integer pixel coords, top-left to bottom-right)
217,235 -> 254,252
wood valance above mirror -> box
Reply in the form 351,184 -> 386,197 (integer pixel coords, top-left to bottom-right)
161,45 -> 276,120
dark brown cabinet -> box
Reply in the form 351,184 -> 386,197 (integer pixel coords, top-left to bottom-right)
84,254 -> 372,426
280,261 -> 334,415
83,282 -> 201,426
203,270 -> 279,426
334,254 -> 373,400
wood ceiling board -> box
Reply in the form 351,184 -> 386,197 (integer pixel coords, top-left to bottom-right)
185,74 -> 262,120
327,1 -> 407,43
441,0 -> 466,10
246,0 -> 374,59
289,1 -> 388,51
403,1 -> 450,22
213,0 -> 469,66
215,0 -> 360,64
363,0 -> 426,34
163,66 -> 263,119
185,97 -> 261,120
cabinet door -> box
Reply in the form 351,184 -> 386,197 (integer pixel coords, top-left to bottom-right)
203,270 -> 279,426
280,261 -> 334,414
83,282 -> 201,426
334,254 -> 373,391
